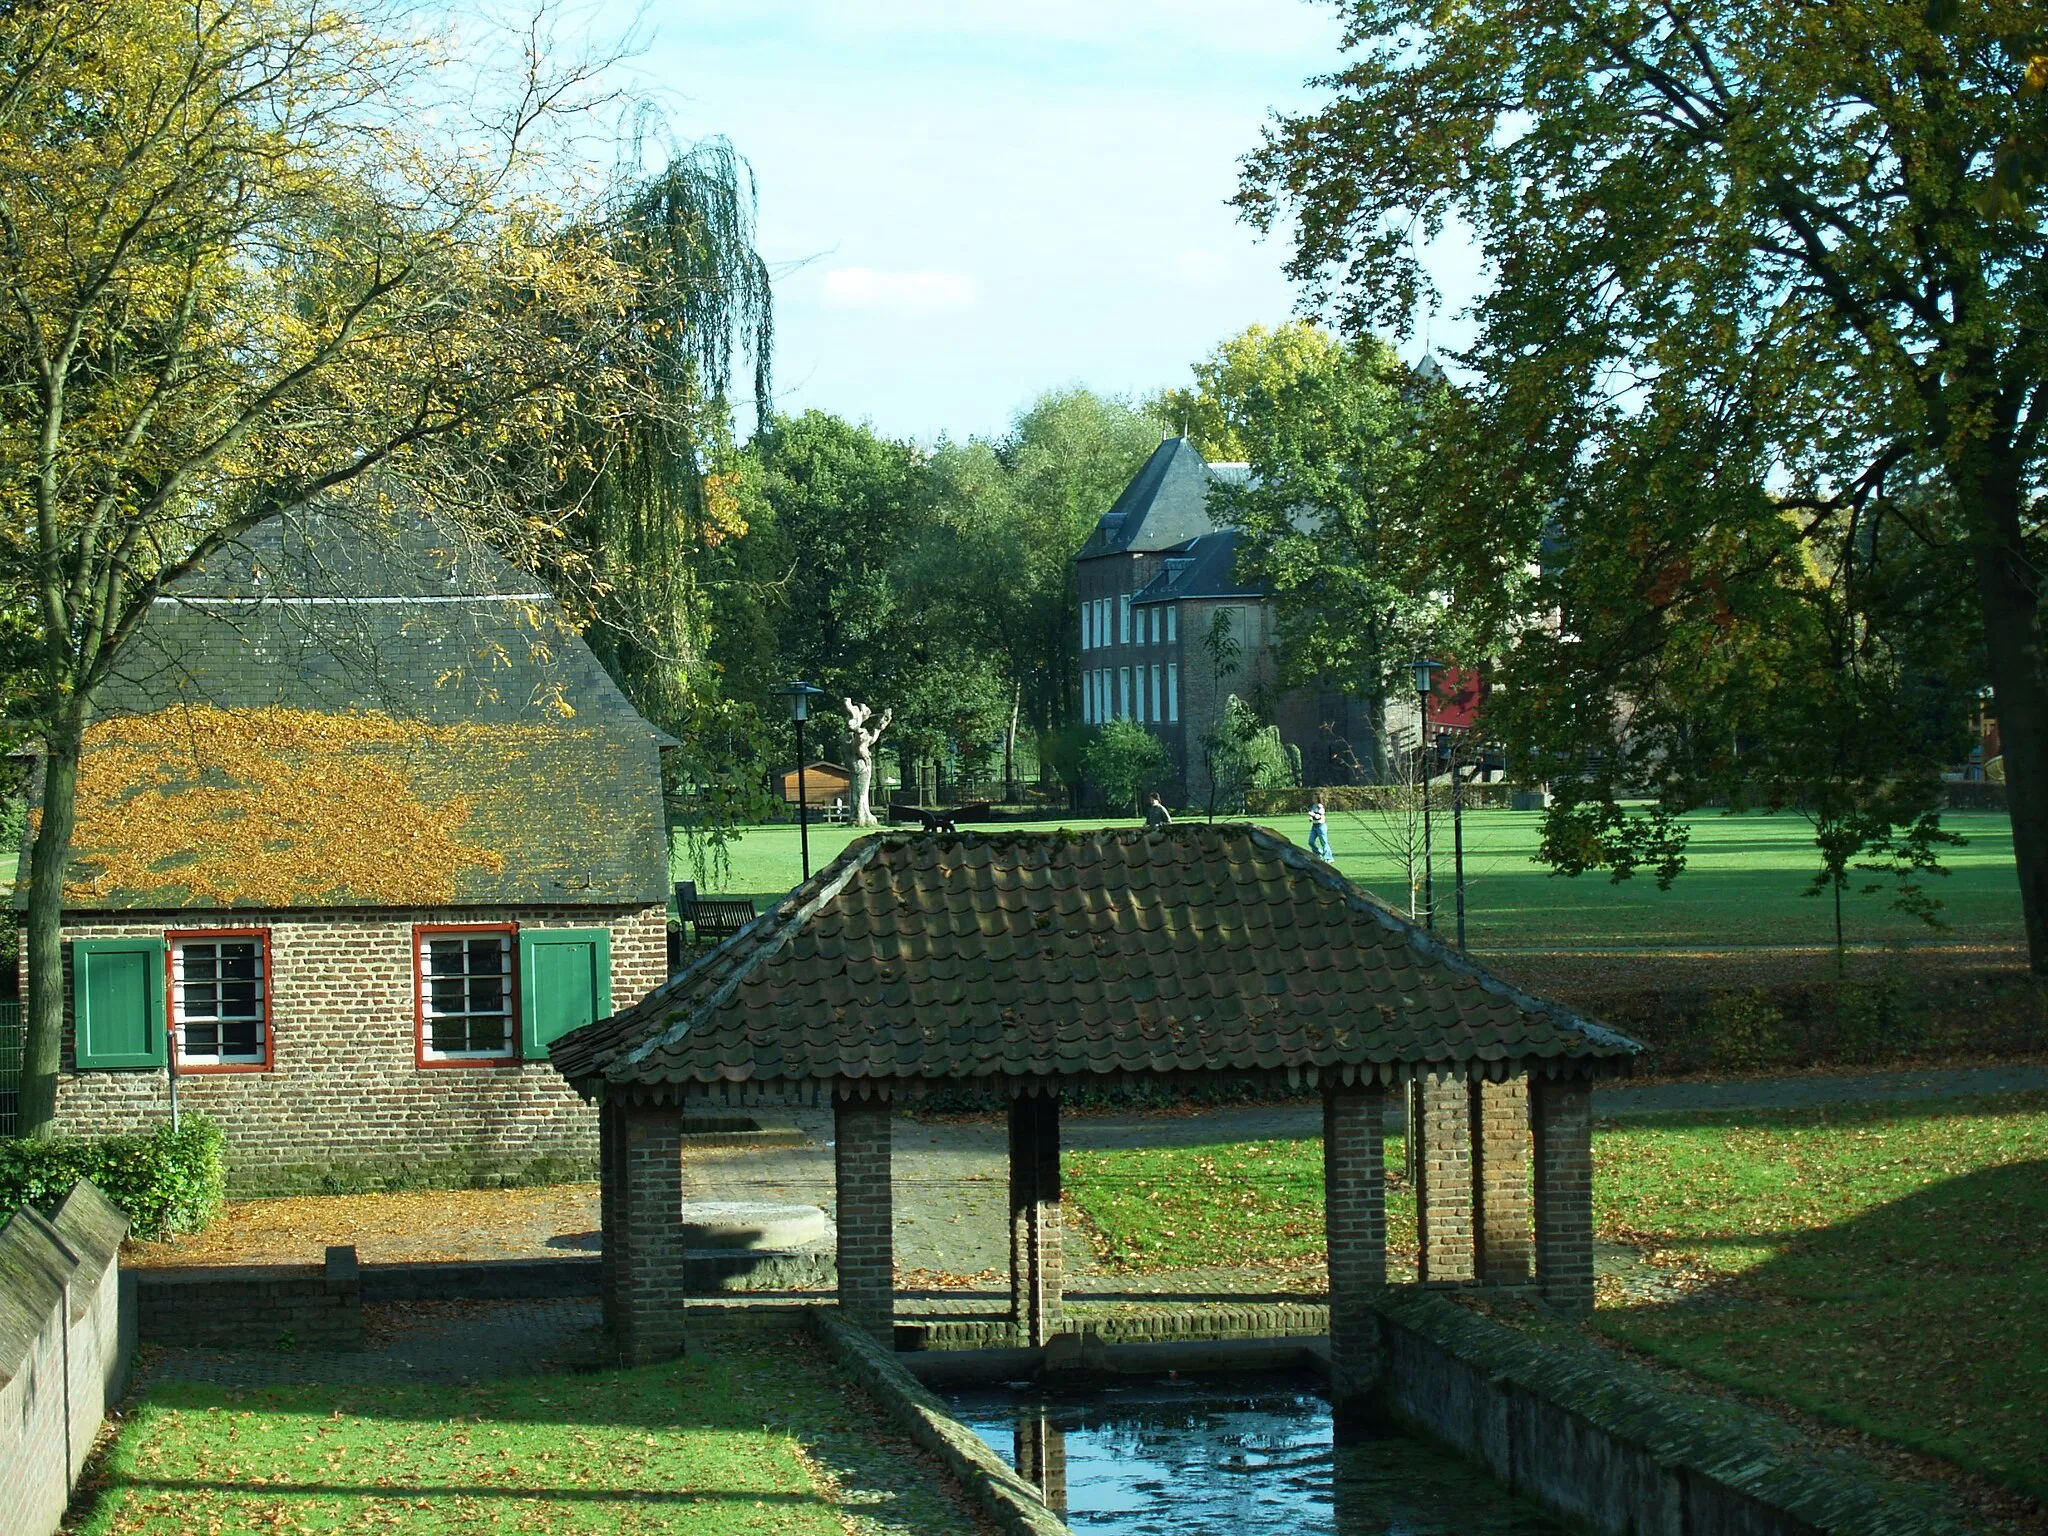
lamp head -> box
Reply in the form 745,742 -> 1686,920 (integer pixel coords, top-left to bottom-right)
774,680 -> 824,723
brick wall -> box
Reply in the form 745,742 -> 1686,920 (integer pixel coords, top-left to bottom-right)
0,1181 -> 131,1536
48,903 -> 667,1193
139,1247 -> 362,1352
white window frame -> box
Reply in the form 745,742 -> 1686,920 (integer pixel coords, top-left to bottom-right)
1119,594 -> 1131,645
1167,605 -> 1177,644
171,934 -> 267,1067
1168,663 -> 1179,722
1150,665 -> 1161,722
1118,667 -> 1131,719
1081,602 -> 1092,652
417,929 -> 516,1062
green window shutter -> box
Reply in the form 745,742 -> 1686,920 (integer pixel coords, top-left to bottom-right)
74,938 -> 167,1070
519,928 -> 613,1061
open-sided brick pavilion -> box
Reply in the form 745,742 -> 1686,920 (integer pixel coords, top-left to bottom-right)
550,825 -> 1641,1400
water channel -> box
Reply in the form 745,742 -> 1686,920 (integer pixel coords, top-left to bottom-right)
940,1372 -> 1567,1536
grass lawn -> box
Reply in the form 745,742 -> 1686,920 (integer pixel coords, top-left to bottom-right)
1063,1093 -> 2048,1498
676,809 -> 2024,952
82,1319 -> 977,1535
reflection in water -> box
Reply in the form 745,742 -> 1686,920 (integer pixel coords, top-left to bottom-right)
943,1374 -> 1564,1536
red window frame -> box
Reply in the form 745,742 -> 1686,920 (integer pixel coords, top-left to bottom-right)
412,923 -> 520,1069
165,928 -> 273,1074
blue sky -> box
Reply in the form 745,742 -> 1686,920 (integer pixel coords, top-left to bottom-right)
611,2 -> 1480,442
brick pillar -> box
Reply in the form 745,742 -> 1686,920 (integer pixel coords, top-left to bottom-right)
1532,1074 -> 1595,1314
599,1099 -> 623,1341
1014,1414 -> 1068,1515
614,1100 -> 687,1363
1472,1075 -> 1533,1284
835,1091 -> 895,1344
1009,1090 -> 1064,1347
1414,1069 -> 1476,1284
1322,1080 -> 1386,1409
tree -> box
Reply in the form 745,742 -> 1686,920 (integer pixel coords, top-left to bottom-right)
1239,0 -> 2048,969
557,138 -> 773,737
930,390 -> 1162,745
843,698 -> 892,827
1197,324 -> 1455,783
1083,719 -> 1172,816
0,0 -> 663,1135
1199,697 -> 1294,818
1152,322 -> 1349,462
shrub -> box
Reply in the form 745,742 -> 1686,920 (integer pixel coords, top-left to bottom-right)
1703,990 -> 1793,1072
0,1113 -> 225,1239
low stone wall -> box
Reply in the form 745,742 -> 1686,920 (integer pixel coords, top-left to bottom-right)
1372,1290 -> 1971,1536
810,1309 -> 1070,1536
139,1246 -> 362,1352
0,1181 -> 134,1536
901,1299 -> 1328,1353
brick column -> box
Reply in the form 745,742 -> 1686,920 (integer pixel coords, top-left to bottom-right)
1472,1075 -> 1533,1284
1532,1074 -> 1595,1314
1009,1090 -> 1064,1347
1322,1080 -> 1386,1409
598,1099 -> 623,1341
835,1091 -> 895,1343
614,1100 -> 687,1363
1414,1069 -> 1476,1284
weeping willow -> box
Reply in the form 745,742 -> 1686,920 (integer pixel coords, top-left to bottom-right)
571,135 -> 774,734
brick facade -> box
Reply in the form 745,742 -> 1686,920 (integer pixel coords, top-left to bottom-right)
46,903 -> 668,1192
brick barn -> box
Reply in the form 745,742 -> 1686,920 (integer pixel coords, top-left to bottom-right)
12,510 -> 671,1193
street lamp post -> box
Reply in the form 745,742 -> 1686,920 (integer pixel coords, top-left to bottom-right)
1445,731 -> 1465,950
1411,659 -> 1442,930
774,681 -> 826,882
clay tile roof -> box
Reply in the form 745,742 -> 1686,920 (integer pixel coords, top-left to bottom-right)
550,825 -> 1641,1094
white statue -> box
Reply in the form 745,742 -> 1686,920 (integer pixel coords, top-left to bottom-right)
844,697 -> 893,827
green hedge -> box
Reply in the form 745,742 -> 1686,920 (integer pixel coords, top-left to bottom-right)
0,1114 -> 225,1240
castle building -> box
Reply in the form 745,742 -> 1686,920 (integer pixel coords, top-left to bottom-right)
1074,436 -> 1391,806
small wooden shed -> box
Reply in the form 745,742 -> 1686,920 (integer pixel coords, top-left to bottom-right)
550,825 -> 1641,1402
774,761 -> 852,809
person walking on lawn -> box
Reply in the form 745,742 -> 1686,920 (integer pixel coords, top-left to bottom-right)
1308,796 -> 1333,860
1146,793 -> 1173,827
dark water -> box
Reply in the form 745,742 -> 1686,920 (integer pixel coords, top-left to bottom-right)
941,1373 -> 1566,1536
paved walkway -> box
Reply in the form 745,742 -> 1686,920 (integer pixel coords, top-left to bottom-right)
123,1063 -> 2045,1277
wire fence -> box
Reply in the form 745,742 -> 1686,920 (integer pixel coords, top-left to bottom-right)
0,999 -> 19,1139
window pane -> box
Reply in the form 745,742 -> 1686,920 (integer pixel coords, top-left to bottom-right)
420,932 -> 512,1057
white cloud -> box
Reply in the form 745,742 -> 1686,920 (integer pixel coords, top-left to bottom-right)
820,267 -> 981,313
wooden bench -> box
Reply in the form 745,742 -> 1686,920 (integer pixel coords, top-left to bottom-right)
674,881 -> 758,948
691,898 -> 758,943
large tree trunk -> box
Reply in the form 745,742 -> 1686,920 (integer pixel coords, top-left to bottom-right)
1965,452 -> 2048,975
20,711 -> 84,1139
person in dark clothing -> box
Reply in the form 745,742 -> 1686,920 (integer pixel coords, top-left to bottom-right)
1145,793 -> 1173,827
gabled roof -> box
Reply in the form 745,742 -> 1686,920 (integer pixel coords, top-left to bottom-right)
23,508 -> 671,912
551,825 -> 1640,1097
1075,438 -> 1251,561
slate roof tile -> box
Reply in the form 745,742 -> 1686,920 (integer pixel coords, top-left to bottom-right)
554,825 -> 1641,1090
